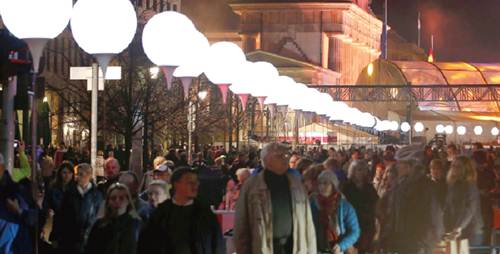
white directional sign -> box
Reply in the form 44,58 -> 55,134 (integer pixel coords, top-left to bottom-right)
70,66 -> 121,91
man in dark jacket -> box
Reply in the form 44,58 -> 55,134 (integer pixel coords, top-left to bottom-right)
138,167 -> 224,254
58,163 -> 103,254
387,160 -> 441,254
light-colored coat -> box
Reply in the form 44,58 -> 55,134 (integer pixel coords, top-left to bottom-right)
234,170 -> 317,254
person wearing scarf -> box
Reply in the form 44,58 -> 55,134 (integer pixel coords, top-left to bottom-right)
311,170 -> 360,254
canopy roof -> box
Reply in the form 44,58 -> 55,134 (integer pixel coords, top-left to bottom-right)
356,60 -> 500,113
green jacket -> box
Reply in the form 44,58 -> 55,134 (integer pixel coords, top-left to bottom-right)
12,152 -> 31,182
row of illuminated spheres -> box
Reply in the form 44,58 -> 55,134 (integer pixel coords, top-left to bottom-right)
388,122 -> 500,136
1,1 -> 497,135
0,0 -> 394,129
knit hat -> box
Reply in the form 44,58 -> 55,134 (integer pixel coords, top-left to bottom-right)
317,170 -> 340,191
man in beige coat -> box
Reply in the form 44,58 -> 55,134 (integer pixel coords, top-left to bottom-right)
234,142 -> 316,254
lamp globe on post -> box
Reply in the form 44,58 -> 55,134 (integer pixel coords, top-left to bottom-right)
230,61 -> 258,112
1,0 -> 73,194
474,126 -> 483,136
444,125 -> 454,135
457,126 -> 466,136
204,41 -> 246,104
173,31 -> 210,99
492,127 -> 500,136
142,11 -> 197,89
401,122 -> 411,132
250,61 -> 279,110
71,0 -> 137,76
414,122 -> 425,133
435,124 -> 445,134
71,0 -> 137,174
1,0 -> 72,73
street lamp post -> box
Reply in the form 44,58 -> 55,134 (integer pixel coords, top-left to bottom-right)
70,0 -> 137,171
0,1 -> 72,252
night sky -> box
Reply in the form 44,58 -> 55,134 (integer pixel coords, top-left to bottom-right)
183,0 -> 500,62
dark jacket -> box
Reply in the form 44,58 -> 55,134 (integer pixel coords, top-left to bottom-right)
137,199 -> 224,254
58,182 -> 103,253
387,173 -> 440,253
0,171 -> 28,254
444,181 -> 483,240
85,213 -> 141,254
342,181 -> 378,251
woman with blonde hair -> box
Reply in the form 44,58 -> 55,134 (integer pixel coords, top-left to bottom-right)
444,156 -> 483,245
85,183 -> 141,254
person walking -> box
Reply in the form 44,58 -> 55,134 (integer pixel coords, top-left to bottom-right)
137,167 -> 224,254
234,142 -> 316,254
444,156 -> 484,245
311,170 -> 360,254
342,160 -> 378,254
58,163 -> 103,254
85,183 -> 141,254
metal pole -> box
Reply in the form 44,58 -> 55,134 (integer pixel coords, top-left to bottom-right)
381,0 -> 388,59
91,63 -> 98,178
1,77 -> 17,173
187,101 -> 193,165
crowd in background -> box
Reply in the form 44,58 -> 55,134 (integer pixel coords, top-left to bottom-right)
1,139 -> 500,254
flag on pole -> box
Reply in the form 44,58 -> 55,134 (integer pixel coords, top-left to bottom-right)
428,34 -> 434,62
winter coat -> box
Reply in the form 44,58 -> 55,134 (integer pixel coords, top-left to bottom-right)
342,181 -> 378,251
386,173 -> 441,253
444,181 -> 483,240
0,171 -> 29,254
85,213 -> 141,254
310,195 -> 360,253
137,199 -> 224,254
57,182 -> 103,253
234,171 -> 316,254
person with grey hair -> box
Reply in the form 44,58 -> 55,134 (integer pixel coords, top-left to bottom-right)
311,170 -> 360,254
235,142 -> 316,254
342,160 -> 378,253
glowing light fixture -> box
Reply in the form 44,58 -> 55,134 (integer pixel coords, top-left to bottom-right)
435,124 -> 445,134
400,122 -> 411,132
367,62 -> 374,77
492,127 -> 499,136
457,126 -> 466,136
474,126 -> 483,136
414,122 -> 424,133
444,125 -> 453,135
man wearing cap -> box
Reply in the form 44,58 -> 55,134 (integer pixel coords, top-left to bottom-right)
138,167 -> 224,254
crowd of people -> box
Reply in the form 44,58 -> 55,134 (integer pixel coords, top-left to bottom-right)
0,139 -> 500,254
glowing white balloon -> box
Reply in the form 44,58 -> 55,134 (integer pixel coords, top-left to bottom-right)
400,122 -> 411,132
414,122 -> 424,133
474,126 -> 483,136
435,124 -> 445,134
457,126 -> 466,136
492,127 -> 500,136
1,0 -> 72,39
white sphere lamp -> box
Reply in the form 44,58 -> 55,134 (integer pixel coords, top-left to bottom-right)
400,122 -> 411,132
142,11 -> 197,89
173,31 -> 210,99
492,127 -> 500,136
249,61 -> 279,109
204,42 -> 246,104
444,125 -> 454,135
230,61 -> 257,111
435,124 -> 445,134
414,122 -> 424,133
71,0 -> 137,76
457,126 -> 466,136
1,0 -> 72,72
474,126 -> 483,136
